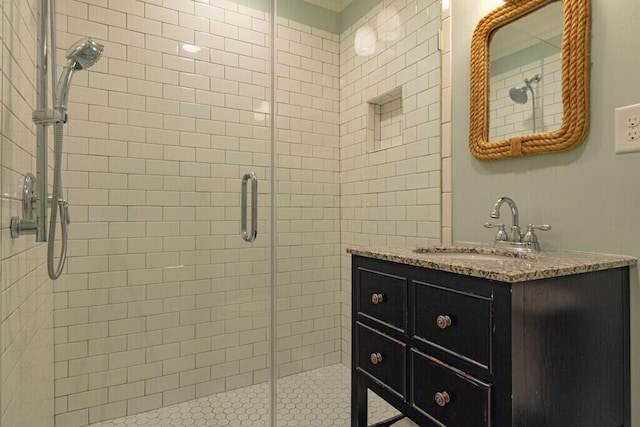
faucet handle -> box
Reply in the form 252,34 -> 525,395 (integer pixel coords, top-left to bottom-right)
523,224 -> 551,244
528,224 -> 551,232
484,222 -> 503,228
484,222 -> 509,242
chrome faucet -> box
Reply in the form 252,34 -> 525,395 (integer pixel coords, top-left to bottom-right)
490,196 -> 521,242
484,196 -> 551,251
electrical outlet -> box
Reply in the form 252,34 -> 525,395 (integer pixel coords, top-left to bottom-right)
615,103 -> 640,153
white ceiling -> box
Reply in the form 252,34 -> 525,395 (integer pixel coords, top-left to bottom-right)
302,0 -> 354,12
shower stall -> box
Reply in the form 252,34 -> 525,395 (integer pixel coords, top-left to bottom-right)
0,0 -> 442,426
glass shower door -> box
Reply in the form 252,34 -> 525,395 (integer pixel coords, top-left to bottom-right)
46,0 -> 275,426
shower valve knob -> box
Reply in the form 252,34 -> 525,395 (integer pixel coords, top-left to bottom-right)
10,217 -> 38,238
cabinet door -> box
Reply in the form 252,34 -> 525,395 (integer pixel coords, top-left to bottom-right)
413,280 -> 492,369
411,350 -> 491,426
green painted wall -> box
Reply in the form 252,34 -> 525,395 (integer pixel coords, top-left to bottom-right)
278,0 -> 340,33
277,0 -> 384,34
452,1 -> 640,424
228,0 -> 269,11
338,0 -> 384,33
228,0 -> 383,34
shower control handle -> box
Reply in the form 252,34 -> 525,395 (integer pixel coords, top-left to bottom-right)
10,173 -> 39,239
241,172 -> 258,242
10,218 -> 38,239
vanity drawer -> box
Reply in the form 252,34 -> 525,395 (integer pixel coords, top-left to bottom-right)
356,322 -> 406,397
357,267 -> 406,331
411,350 -> 491,426
413,280 -> 492,368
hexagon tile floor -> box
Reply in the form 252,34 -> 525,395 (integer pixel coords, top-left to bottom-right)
89,364 -> 418,426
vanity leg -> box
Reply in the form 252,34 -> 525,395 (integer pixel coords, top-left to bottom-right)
352,373 -> 368,426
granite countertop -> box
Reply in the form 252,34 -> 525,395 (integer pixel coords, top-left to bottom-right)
347,245 -> 637,283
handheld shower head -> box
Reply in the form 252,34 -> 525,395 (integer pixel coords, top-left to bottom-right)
55,38 -> 104,110
66,38 -> 104,70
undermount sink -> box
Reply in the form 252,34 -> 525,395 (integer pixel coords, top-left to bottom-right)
412,247 -> 531,261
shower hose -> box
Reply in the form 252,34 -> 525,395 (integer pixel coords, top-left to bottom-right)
48,122 -> 69,280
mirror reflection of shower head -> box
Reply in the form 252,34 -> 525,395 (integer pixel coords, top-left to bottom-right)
55,38 -> 104,110
508,74 -> 542,105
509,86 -> 529,104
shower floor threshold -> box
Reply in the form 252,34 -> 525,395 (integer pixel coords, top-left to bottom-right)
88,364 -> 418,426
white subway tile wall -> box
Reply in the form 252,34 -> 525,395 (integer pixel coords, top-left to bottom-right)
274,17 -> 342,377
1,0 -> 55,426
339,0 -> 442,365
53,1 -> 273,425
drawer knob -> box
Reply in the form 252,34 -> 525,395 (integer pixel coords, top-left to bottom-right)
436,315 -> 452,329
370,353 -> 383,365
435,391 -> 451,407
371,293 -> 384,304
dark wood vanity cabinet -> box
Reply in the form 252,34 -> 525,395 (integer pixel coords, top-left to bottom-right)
351,255 -> 631,427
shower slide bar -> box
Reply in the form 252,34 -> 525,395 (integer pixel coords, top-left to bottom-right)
10,0 -> 103,280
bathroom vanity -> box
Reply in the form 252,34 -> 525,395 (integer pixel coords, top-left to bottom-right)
349,247 -> 636,426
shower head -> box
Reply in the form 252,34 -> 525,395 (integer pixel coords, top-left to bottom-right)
66,38 -> 104,70
508,74 -> 542,105
509,86 -> 529,104
55,38 -> 104,110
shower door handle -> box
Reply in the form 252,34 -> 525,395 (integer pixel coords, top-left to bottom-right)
241,172 -> 258,242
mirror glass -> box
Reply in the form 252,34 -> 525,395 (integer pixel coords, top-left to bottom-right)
488,2 -> 564,142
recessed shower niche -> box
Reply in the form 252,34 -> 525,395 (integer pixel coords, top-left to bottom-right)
367,87 -> 404,152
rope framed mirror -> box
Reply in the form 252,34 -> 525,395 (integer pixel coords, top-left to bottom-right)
469,0 -> 591,161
